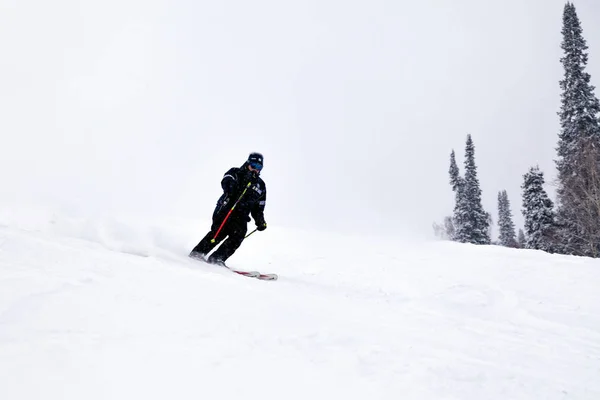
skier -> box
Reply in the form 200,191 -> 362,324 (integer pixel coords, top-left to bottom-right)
189,152 -> 267,266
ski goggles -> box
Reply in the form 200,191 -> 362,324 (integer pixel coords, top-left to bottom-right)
249,161 -> 263,171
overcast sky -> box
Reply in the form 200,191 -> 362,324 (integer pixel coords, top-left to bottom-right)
1,0 -> 599,238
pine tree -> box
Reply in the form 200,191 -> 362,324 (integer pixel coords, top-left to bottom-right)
497,190 -> 517,247
557,3 -> 600,173
555,2 -> 600,257
517,229 -> 527,248
522,166 -> 556,252
463,135 -> 490,244
486,212 -> 494,245
444,216 -> 455,240
432,216 -> 456,240
449,150 -> 461,192
449,150 -> 469,242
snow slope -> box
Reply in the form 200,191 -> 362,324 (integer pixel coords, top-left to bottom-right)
1,213 -> 599,400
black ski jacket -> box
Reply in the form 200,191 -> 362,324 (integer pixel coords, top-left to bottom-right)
214,165 -> 266,226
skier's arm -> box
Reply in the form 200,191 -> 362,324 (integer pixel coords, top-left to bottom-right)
221,168 -> 238,194
251,184 -> 267,228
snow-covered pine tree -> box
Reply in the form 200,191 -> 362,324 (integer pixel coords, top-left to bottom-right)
449,150 -> 469,242
449,150 -> 461,192
555,2 -> 600,257
432,216 -> 456,240
497,190 -> 517,247
463,135 -> 490,244
517,229 -> 527,248
497,191 -> 506,243
486,212 -> 494,245
521,166 -> 557,252
432,221 -> 446,240
444,216 -> 455,240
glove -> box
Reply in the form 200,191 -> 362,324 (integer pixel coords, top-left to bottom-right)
257,222 -> 267,231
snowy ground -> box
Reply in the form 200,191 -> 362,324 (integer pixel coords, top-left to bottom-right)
1,210 -> 599,400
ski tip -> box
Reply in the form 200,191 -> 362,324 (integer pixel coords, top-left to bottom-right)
258,273 -> 278,281
231,270 -> 278,281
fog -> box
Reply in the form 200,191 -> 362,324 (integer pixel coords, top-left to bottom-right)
1,0 -> 599,237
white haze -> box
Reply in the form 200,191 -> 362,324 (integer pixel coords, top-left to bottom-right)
1,0 -> 600,237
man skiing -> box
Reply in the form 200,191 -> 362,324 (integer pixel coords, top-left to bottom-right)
189,152 -> 267,266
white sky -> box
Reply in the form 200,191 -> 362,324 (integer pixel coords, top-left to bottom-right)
1,0 -> 599,237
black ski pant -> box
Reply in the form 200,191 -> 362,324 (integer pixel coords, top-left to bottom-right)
190,213 -> 248,263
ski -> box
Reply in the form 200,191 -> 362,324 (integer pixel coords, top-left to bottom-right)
257,273 -> 278,281
229,269 -> 261,278
229,268 -> 278,281
189,254 -> 277,281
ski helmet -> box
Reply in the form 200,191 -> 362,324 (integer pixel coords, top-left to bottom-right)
247,152 -> 264,171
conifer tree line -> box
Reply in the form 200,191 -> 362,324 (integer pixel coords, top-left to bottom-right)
435,3 -> 600,258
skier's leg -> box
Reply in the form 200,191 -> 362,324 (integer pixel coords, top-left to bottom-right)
207,221 -> 247,264
189,210 -> 228,258
189,231 -> 224,258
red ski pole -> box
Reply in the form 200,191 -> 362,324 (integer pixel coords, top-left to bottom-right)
211,181 -> 252,243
